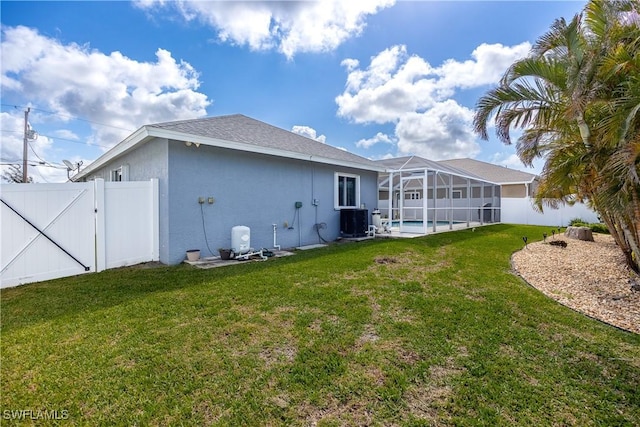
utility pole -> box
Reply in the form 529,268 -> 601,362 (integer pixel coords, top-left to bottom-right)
22,107 -> 30,183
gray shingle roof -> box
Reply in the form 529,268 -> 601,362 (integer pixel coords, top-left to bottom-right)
375,156 -> 486,180
149,114 -> 380,169
438,158 -> 537,183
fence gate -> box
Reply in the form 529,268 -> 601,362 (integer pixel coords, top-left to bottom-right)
1,179 -> 158,288
1,182 -> 96,287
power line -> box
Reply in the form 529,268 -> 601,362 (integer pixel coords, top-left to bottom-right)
0,128 -> 111,149
1,103 -> 135,132
28,140 -> 49,164
0,161 -> 66,169
30,165 -> 51,183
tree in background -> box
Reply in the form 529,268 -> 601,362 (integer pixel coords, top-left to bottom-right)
1,165 -> 33,183
473,0 -> 640,272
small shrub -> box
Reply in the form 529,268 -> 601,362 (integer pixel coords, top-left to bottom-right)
569,218 -> 587,226
589,223 -> 609,234
568,218 -> 609,234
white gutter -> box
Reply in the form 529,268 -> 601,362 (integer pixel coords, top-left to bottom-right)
384,166 -> 502,186
75,125 -> 386,181
74,126 -> 151,180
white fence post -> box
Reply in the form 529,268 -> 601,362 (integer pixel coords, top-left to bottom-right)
151,178 -> 159,261
94,179 -> 106,272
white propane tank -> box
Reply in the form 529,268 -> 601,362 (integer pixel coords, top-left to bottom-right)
372,209 -> 381,229
231,225 -> 251,254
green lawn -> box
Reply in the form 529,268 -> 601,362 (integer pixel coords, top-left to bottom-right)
2,224 -> 639,426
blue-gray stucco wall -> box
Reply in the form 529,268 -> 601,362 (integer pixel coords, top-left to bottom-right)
85,138 -> 379,265
167,141 -> 379,264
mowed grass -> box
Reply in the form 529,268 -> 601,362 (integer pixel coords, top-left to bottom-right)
2,224 -> 639,426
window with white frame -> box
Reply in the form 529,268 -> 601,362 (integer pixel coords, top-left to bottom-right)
405,191 -> 421,200
334,172 -> 360,209
111,167 -> 123,182
452,190 -> 462,199
110,164 -> 129,182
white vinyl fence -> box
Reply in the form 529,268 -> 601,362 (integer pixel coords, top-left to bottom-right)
500,197 -> 599,227
1,179 -> 158,288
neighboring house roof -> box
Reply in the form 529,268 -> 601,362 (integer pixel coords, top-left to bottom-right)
375,156 -> 487,181
438,158 -> 537,184
76,114 -> 384,180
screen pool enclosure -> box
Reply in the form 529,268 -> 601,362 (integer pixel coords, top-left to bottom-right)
376,157 -> 501,234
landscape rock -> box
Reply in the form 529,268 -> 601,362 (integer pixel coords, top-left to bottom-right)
512,234 -> 639,334
564,226 -> 594,241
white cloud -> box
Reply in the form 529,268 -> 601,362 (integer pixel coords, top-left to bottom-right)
1,26 -> 211,150
490,152 -> 542,175
135,0 -> 395,59
336,42 -> 530,125
395,101 -> 480,160
341,58 -> 360,72
435,43 -> 531,90
336,42 -> 531,159
52,129 -> 81,141
356,132 -> 394,149
291,125 -> 326,143
336,45 -> 436,124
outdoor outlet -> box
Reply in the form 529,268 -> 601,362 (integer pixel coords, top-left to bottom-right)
198,197 -> 205,204
312,198 -> 319,206
208,197 -> 215,204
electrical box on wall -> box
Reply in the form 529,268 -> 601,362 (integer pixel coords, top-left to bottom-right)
295,201 -> 303,208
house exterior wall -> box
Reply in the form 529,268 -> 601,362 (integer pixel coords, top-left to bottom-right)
502,184 -> 527,198
166,141 -> 378,264
83,137 -> 379,265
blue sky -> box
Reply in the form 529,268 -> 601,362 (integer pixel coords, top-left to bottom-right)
1,0 -> 586,182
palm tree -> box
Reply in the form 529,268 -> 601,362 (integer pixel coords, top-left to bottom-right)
473,0 -> 640,272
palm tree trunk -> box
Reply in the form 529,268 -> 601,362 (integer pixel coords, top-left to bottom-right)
598,210 -> 637,272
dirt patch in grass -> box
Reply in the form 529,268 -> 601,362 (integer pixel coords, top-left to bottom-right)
374,256 -> 398,264
405,383 -> 452,423
214,307 -> 298,361
124,261 -> 165,269
405,356 -> 466,423
299,396 -> 375,427
191,393 -> 230,424
259,344 -> 297,368
355,324 -> 380,348
370,247 -> 452,282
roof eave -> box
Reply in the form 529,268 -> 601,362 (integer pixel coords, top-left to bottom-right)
76,126 -> 385,179
74,126 -> 151,181
500,178 -> 537,185
150,127 -> 384,171
381,166 -> 499,185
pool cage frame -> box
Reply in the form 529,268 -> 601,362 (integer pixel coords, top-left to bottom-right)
377,159 -> 501,234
